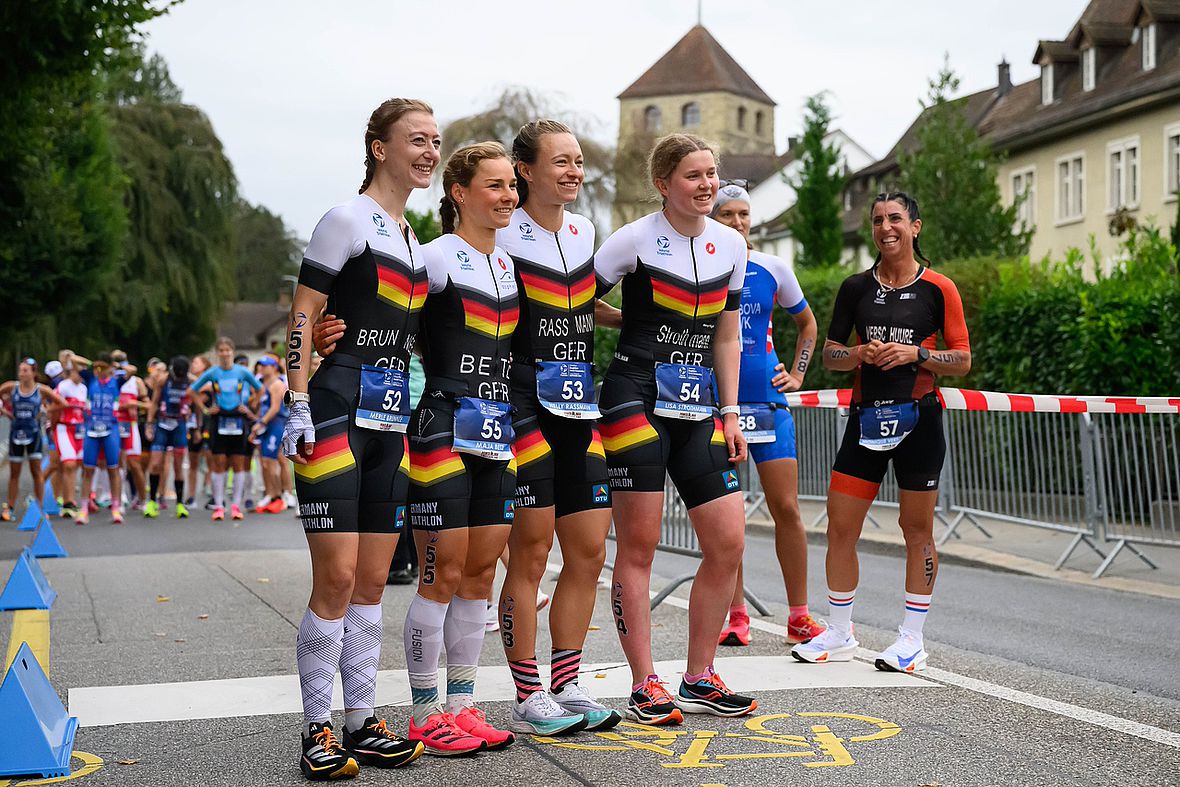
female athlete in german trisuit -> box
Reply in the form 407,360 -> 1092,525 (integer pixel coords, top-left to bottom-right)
595,133 -> 756,724
709,183 -> 826,649
495,120 -> 620,734
791,191 -> 970,673
398,142 -> 526,755
283,98 -> 438,780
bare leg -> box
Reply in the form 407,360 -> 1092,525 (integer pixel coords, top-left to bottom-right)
684,492 -> 745,675
609,491 -> 663,684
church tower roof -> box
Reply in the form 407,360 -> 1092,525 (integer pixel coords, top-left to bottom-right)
618,25 -> 776,105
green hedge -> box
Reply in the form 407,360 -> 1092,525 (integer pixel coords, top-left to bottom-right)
593,226 -> 1179,396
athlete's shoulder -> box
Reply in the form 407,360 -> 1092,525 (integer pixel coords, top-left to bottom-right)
919,266 -> 960,294
563,210 -> 595,241
311,200 -> 363,235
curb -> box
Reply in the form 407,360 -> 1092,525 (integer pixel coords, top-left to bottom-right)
746,518 -> 1180,602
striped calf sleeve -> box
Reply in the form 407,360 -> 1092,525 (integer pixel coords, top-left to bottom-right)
509,657 -> 542,702
550,648 -> 582,694
902,592 -> 932,636
827,588 -> 856,634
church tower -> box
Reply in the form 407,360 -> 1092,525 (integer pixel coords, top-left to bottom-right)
612,25 -> 777,228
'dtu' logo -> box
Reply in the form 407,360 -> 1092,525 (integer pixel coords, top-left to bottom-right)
723,470 -> 739,490
395,506 -> 406,530
504,500 -> 515,520
593,484 -> 609,504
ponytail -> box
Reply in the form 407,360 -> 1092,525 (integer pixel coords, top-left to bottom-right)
440,195 -> 458,234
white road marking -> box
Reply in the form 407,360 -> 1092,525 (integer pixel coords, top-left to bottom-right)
68,655 -> 930,728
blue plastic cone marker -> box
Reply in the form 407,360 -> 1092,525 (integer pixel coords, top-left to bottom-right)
0,549 -> 56,611
0,643 -> 78,779
41,481 -> 60,517
17,500 -> 44,532
28,521 -> 68,559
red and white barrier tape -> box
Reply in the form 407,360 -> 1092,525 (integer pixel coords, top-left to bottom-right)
784,388 -> 1180,414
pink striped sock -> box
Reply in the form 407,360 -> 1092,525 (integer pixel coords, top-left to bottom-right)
550,648 -> 582,694
509,657 -> 541,703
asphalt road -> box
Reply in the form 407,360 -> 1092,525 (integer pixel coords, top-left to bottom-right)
1,505 -> 1178,787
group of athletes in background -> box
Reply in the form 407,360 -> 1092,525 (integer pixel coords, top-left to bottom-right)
0,341 -> 298,527
276,98 -> 971,781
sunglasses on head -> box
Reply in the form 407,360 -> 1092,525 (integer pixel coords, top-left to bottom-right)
720,179 -> 749,190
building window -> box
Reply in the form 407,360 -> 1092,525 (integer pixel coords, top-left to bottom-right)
681,102 -> 700,128
1082,48 -> 1096,91
644,105 -> 661,133
1041,64 -> 1054,105
1011,167 -> 1036,228
755,110 -> 765,136
1143,23 -> 1157,71
1107,137 -> 1141,211
737,106 -> 747,131
1165,124 -> 1180,201
1056,153 -> 1084,224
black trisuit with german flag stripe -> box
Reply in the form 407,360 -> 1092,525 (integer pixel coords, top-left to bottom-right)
594,211 -> 747,509
293,195 -> 428,533
408,234 -> 520,530
826,265 -> 971,499
497,208 -> 610,517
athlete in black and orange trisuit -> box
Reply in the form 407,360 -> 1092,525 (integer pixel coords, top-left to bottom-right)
282,98 -> 436,780
791,191 -> 971,676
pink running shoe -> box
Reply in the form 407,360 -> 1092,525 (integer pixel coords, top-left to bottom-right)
112,509 -> 124,524
231,504 -> 244,521
787,613 -> 827,645
211,506 -> 225,521
718,608 -> 751,646
407,712 -> 486,757
453,706 -> 515,750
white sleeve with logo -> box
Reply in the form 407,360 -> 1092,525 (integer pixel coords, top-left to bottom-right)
298,205 -> 365,294
593,222 -> 638,296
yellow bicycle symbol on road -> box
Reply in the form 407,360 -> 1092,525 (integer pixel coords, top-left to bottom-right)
534,712 -> 901,769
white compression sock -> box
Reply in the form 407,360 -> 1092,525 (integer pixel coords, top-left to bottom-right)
404,594 -> 449,724
297,608 -> 344,727
211,472 -> 226,508
443,596 -> 488,714
341,603 -> 383,731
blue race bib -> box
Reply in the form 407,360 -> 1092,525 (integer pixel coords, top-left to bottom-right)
11,428 -> 34,446
738,403 -> 776,444
858,401 -> 919,452
355,365 -> 411,432
217,416 -> 244,436
158,417 -> 180,432
452,397 -> 514,461
653,363 -> 715,421
86,422 -> 111,439
118,421 -> 132,439
536,361 -> 599,419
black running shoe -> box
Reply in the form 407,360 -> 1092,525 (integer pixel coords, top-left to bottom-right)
300,722 -> 359,781
342,716 -> 424,768
625,676 -> 683,725
674,667 -> 758,717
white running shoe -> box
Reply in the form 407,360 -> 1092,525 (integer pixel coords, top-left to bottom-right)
874,628 -> 928,673
282,491 -> 298,507
790,626 -> 858,663
550,682 -> 623,731
484,602 -> 499,633
509,690 -> 587,736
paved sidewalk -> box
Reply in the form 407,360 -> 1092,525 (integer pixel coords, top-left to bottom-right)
765,499 -> 1180,600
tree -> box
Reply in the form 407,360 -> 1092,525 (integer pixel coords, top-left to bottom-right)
233,202 -> 303,302
104,47 -> 239,356
441,87 -> 615,232
787,93 -> 846,268
898,57 -> 1031,262
407,208 -> 441,244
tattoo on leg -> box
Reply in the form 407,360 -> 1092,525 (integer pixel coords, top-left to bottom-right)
422,535 -> 438,585
500,595 -> 515,649
611,582 -> 628,636
923,544 -> 934,587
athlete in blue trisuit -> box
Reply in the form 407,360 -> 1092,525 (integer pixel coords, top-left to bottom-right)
0,359 -> 66,520
75,353 -> 126,525
250,355 -> 289,513
188,337 -> 262,521
144,357 -> 193,520
708,183 -> 828,648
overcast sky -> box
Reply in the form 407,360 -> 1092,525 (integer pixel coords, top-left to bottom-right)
143,0 -> 1086,240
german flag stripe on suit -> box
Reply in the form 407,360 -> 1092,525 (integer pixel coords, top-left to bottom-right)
408,445 -> 466,486
293,432 -> 356,483
514,427 -> 552,468
600,412 -> 659,454
375,260 -> 428,312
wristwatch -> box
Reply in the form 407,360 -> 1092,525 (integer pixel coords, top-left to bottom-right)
916,347 -> 931,365
284,390 -> 310,407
